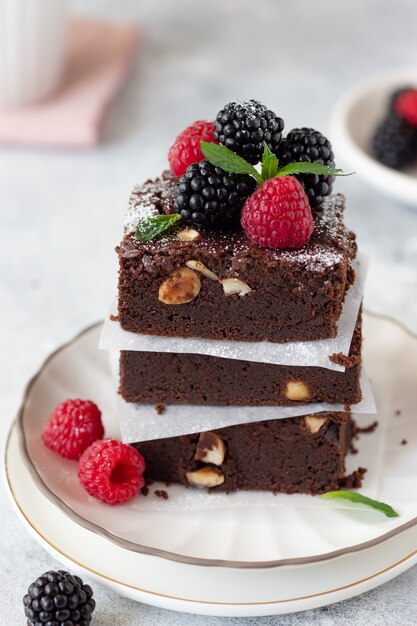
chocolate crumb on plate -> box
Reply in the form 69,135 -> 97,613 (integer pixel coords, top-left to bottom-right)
155,404 -> 166,415
356,420 -> 378,434
155,489 -> 169,500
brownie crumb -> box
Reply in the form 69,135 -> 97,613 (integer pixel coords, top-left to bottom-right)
341,467 -> 367,489
141,486 -> 149,496
329,352 -> 361,367
401,439 -> 408,445
357,420 -> 378,435
155,489 -> 169,500
395,409 -> 402,416
155,404 -> 166,415
109,313 -> 119,322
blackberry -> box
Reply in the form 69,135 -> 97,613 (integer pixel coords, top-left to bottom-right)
174,159 -> 256,228
275,128 -> 335,208
372,111 -> 417,169
23,570 -> 96,626
214,100 -> 284,164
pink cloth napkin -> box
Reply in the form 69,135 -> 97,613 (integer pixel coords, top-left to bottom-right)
0,19 -> 140,147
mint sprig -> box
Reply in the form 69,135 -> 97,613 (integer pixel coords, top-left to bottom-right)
200,141 -> 263,184
320,491 -> 399,518
261,143 -> 279,180
201,140 -> 351,184
135,213 -> 182,242
277,161 -> 351,178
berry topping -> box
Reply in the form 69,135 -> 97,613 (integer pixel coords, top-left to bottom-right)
42,399 -> 104,460
372,111 -> 417,169
241,176 -> 313,249
168,120 -> 216,177
394,89 -> 417,127
78,439 -> 145,504
214,100 -> 284,164
173,159 -> 256,228
275,128 -> 335,207
23,569 -> 95,626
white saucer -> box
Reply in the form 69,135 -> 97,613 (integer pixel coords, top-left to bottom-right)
330,67 -> 417,206
4,312 -> 417,615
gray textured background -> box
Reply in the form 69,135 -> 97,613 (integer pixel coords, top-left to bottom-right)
1,0 -> 417,623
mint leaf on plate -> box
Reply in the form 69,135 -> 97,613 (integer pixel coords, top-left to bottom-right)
200,141 -> 263,184
320,491 -> 399,518
277,162 -> 353,178
135,213 -> 182,243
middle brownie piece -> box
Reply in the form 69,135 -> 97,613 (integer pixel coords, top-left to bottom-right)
119,311 -> 362,407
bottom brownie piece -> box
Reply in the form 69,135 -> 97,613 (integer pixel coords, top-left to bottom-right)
133,413 -> 365,496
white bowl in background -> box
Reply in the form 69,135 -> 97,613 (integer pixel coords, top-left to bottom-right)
330,68 -> 417,206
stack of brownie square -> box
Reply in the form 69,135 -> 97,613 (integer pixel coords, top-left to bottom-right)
112,171 -> 366,496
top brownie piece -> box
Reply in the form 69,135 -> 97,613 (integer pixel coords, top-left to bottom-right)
117,172 -> 357,343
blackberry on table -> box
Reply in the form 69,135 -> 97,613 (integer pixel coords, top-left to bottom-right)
214,99 -> 284,164
372,111 -> 417,169
275,128 -> 335,208
23,570 -> 96,626
174,159 -> 256,228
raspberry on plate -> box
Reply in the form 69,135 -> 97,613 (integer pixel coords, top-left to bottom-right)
241,176 -> 313,249
168,120 -> 216,177
78,439 -> 145,504
42,399 -> 104,460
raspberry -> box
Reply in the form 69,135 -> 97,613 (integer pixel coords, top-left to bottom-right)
174,159 -> 256,228
168,120 -> 216,177
42,399 -> 104,460
215,100 -> 284,164
395,89 -> 417,127
78,439 -> 145,504
275,128 -> 335,208
241,176 -> 313,249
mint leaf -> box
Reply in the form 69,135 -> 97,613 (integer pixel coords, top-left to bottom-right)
135,214 -> 182,243
261,154 -> 279,180
320,491 -> 399,518
200,141 -> 263,184
277,162 -> 353,177
262,142 -> 274,160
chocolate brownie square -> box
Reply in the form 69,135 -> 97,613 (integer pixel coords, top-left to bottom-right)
119,310 -> 362,406
117,173 -> 357,343
133,413 -> 364,495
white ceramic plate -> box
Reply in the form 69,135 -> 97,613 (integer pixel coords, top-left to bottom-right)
5,312 -> 417,569
330,67 -> 417,205
4,312 -> 417,615
5,421 -> 417,616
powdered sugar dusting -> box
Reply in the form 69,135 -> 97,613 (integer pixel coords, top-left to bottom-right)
124,186 -> 160,233
121,175 -> 353,275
